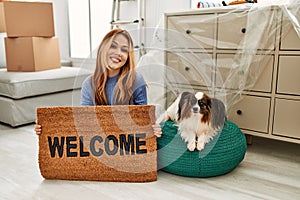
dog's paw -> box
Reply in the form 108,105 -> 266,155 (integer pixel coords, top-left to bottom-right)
187,143 -> 196,151
197,143 -> 205,151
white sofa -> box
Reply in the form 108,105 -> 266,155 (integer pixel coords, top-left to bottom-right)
0,66 -> 91,126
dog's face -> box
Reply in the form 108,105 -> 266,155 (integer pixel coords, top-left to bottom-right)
195,92 -> 212,123
177,92 -> 211,123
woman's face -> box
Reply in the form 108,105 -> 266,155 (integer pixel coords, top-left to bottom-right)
107,33 -> 129,77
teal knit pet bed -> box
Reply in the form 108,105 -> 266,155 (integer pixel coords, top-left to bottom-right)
157,120 -> 247,177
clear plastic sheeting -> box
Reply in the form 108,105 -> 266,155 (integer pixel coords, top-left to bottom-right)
68,1 -> 300,171
136,1 -> 300,115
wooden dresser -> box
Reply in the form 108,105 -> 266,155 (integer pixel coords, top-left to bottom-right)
164,5 -> 300,144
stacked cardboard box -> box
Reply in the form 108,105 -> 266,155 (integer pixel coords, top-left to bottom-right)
1,1 -> 61,72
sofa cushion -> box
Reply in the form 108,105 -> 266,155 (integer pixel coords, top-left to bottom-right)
0,67 -> 91,99
0,89 -> 81,127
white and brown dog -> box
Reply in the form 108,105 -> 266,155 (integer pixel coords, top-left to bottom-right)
159,91 -> 226,151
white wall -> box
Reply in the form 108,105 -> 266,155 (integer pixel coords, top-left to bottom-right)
37,0 -> 70,61
1,0 -> 191,64
51,0 -> 70,61
54,0 -> 190,60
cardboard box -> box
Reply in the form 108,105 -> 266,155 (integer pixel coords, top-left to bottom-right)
3,1 -> 55,37
5,37 -> 61,72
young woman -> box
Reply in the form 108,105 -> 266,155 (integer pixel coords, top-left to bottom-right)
35,28 -> 162,137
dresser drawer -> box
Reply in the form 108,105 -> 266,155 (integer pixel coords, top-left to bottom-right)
280,10 -> 300,50
277,56 -> 300,95
228,95 -> 270,133
166,52 -> 213,87
217,11 -> 276,50
167,14 -> 215,49
273,99 -> 300,139
216,54 -> 273,92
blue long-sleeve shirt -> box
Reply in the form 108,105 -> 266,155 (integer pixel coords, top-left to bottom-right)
80,73 -> 147,106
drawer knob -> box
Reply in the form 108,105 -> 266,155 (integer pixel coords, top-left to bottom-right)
186,29 -> 191,34
237,110 -> 243,115
185,66 -> 190,71
241,28 -> 246,33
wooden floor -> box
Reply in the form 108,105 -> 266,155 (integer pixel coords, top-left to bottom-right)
0,123 -> 299,200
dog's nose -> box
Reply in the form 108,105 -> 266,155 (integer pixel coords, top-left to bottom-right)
193,107 -> 199,113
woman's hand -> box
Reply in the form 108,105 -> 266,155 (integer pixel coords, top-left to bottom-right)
34,120 -> 42,135
152,124 -> 162,138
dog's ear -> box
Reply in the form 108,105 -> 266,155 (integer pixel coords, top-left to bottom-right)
178,92 -> 188,120
178,93 -> 185,121
211,98 -> 227,130
178,92 -> 194,120
178,92 -> 190,109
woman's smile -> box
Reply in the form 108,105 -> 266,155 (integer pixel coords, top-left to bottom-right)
110,56 -> 122,63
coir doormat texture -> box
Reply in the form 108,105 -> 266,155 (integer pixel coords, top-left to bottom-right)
37,105 -> 157,182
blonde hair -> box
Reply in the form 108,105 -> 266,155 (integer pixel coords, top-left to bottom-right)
91,28 -> 136,105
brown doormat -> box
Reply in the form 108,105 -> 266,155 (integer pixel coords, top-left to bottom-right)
37,105 -> 157,182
